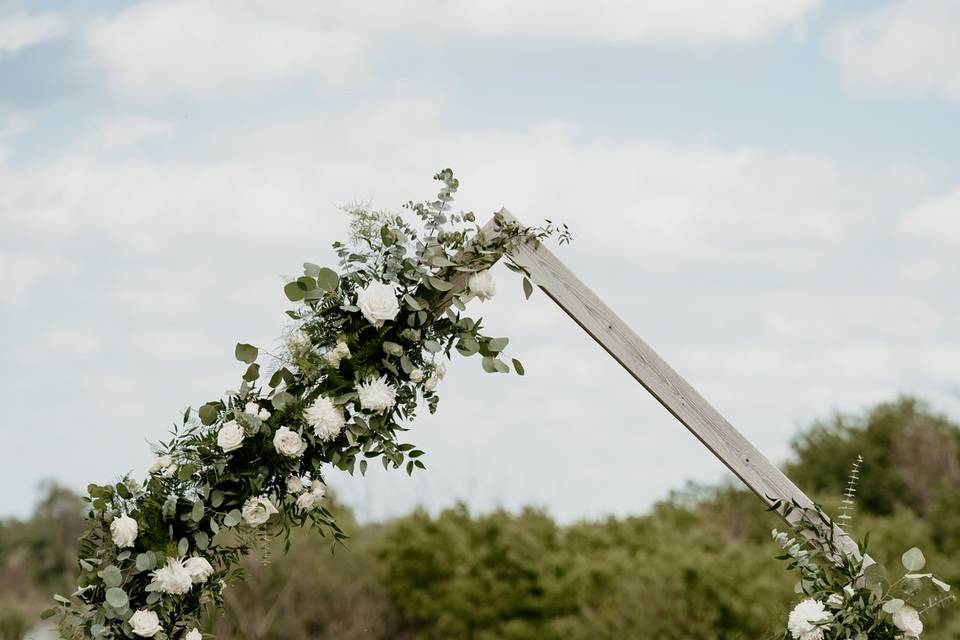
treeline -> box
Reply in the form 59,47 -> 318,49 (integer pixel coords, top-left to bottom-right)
2,397 -> 958,639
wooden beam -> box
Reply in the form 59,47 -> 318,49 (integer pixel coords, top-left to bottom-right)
489,210 -> 870,567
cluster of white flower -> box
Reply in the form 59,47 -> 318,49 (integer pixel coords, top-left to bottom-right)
273,426 -> 307,457
216,420 -> 245,452
305,396 -> 345,442
148,454 -> 178,478
244,401 -> 271,421
466,269 -> 496,301
110,514 -> 138,548
295,482 -> 326,513
324,339 -> 351,368
241,495 -> 278,527
148,556 -> 213,595
357,281 -> 401,327
787,599 -> 831,640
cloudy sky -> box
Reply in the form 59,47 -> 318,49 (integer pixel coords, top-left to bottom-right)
2,0 -> 959,521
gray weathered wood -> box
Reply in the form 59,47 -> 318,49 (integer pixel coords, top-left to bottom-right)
473,210 -> 870,568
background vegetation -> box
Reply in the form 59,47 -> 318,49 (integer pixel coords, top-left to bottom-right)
3,396 -> 957,639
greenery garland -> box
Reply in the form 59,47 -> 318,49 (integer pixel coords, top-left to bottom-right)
47,170 -> 571,640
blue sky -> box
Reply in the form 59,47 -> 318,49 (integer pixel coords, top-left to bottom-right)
1,0 -> 959,521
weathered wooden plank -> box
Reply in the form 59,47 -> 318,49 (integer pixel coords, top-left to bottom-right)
486,210 -> 869,567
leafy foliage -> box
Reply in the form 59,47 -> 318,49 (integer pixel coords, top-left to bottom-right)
48,170 -> 569,639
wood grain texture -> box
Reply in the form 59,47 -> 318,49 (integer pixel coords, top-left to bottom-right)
475,210 -> 870,569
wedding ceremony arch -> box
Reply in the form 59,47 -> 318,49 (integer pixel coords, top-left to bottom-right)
51,171 -> 950,640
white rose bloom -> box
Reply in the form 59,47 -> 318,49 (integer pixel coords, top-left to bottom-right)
467,270 -> 496,301
286,476 -> 307,494
183,556 -> 214,584
892,604 -> 923,637
241,496 -> 278,526
409,368 -> 425,382
787,599 -> 830,640
149,557 -> 193,595
324,340 -> 352,368
305,396 -> 345,441
273,426 -> 307,458
357,375 -> 397,413
424,376 -> 439,392
216,420 -> 245,453
110,514 -> 138,548
356,281 -> 400,327
185,628 -> 202,640
296,483 -> 326,512
129,610 -> 163,638
285,329 -> 312,357
148,455 -> 173,474
244,401 -> 271,421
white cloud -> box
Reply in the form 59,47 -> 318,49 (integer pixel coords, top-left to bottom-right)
898,186 -> 960,245
25,328 -> 102,360
0,250 -> 71,305
829,0 -> 960,102
86,0 -> 822,99
0,11 -> 64,53
86,1 -> 366,99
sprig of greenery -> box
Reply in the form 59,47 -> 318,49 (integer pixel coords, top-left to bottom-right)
49,170 -> 570,639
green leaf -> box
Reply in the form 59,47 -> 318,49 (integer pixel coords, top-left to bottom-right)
224,510 -> 241,528
40,608 -> 57,620
191,501 -> 204,522
210,490 -> 224,508
315,268 -> 340,292
104,587 -> 128,609
359,460 -> 368,475
522,277 -> 533,299
177,463 -> 196,481
902,547 -> 925,572
198,403 -> 220,425
271,391 -> 295,410
235,343 -> 258,364
178,537 -> 189,556
428,276 -> 453,291
882,598 -> 904,614
284,281 -> 306,302
303,262 -> 321,277
487,337 -> 509,353
194,531 -> 210,550
98,565 -> 122,588
423,340 -> 442,353
135,554 -> 151,572
512,358 -> 525,375
243,363 -> 260,382
482,356 -> 497,373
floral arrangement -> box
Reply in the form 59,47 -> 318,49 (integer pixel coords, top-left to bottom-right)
46,170 -> 570,639
774,457 -> 954,639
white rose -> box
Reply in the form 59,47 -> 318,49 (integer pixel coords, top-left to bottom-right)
305,396 -> 345,442
244,401 -> 271,421
149,557 -> 193,595
467,270 -> 496,301
324,340 -> 351,368
296,484 -> 326,512
217,420 -> 245,453
148,455 -> 173,474
273,426 -> 307,458
892,604 -> 923,637
286,476 -> 307,494
787,599 -> 830,640
185,628 -> 202,640
183,556 -> 214,584
409,368 -> 424,382
129,610 -> 163,638
241,496 -> 278,527
424,376 -> 439,392
357,281 -> 400,327
110,514 -> 138,548
357,375 -> 397,413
